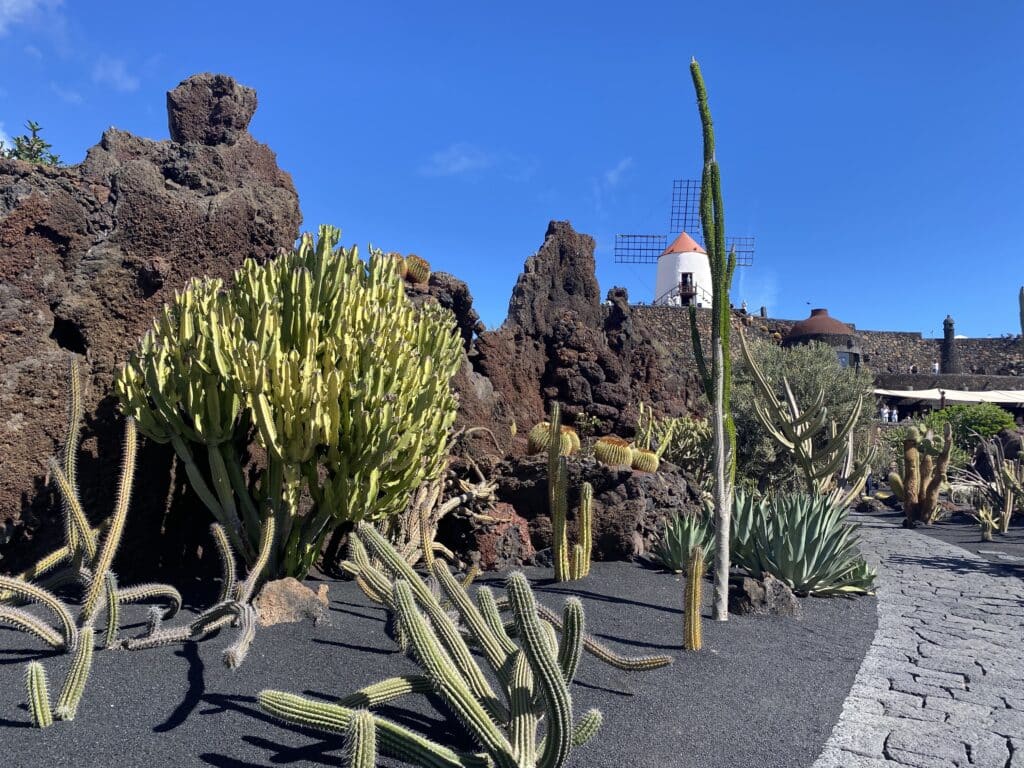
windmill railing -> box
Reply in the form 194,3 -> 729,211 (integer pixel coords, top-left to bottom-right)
654,283 -> 714,307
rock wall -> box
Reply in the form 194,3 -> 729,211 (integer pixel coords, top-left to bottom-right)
631,306 -> 1024,382
0,73 -> 301,570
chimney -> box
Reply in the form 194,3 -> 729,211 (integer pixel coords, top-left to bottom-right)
941,315 -> 963,374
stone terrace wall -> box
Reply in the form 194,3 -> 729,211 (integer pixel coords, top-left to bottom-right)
628,305 -> 1024,383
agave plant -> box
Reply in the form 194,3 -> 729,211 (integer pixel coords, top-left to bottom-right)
739,493 -> 875,596
650,510 -> 713,572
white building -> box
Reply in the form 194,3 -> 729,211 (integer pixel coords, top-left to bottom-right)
653,231 -> 713,307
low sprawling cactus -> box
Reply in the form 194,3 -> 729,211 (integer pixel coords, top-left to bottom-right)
123,517 -> 274,669
593,436 -> 633,467
116,226 -> 462,577
404,254 -> 431,284
264,523 -> 670,767
55,628 -> 94,721
684,545 -> 705,651
888,423 -> 953,525
25,661 -> 53,729
953,435 -> 1022,534
631,448 -> 660,473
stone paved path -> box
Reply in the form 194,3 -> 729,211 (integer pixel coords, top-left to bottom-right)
813,513 -> 1024,768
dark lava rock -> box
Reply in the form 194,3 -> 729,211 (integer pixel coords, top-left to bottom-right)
0,73 -> 300,573
729,574 -> 803,618
167,73 -> 258,145
437,501 -> 534,572
490,454 -> 702,561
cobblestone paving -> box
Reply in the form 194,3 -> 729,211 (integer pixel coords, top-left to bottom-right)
813,513 -> 1024,768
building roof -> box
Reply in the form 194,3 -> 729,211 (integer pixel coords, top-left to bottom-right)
785,308 -> 855,340
660,231 -> 705,256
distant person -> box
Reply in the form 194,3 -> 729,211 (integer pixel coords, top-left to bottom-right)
880,404 -> 890,422
931,361 -> 940,374
890,407 -> 899,423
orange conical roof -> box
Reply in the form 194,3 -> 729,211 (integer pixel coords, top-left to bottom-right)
660,231 -> 706,256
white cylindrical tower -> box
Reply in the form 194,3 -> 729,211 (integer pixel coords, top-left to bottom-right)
653,232 -> 712,307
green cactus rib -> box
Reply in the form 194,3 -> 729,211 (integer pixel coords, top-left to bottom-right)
507,572 -> 573,768
62,355 -> 84,556
0,606 -> 65,649
431,561 -> 509,677
55,627 -> 94,721
116,583 -> 184,618
0,577 -> 76,650
684,545 -> 705,652
496,597 -> 674,671
81,418 -> 137,624
556,598 -> 584,685
356,525 -> 506,722
393,579 -> 517,767
548,403 -> 571,581
577,482 -> 593,578
103,572 -> 120,649
476,587 -> 518,658
336,675 -> 433,708
344,709 -> 377,768
509,651 -> 537,767
258,691 -> 489,768
26,661 -> 53,729
47,457 -> 96,563
223,604 -> 257,669
210,523 -> 238,603
571,709 -> 603,747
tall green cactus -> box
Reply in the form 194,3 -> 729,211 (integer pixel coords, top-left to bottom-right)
116,225 -> 463,578
683,545 -> 705,651
1019,286 -> 1023,341
55,628 -> 94,721
888,423 -> 953,525
570,482 -> 593,579
262,523 -> 664,768
344,709 -> 377,768
548,403 -> 571,581
687,58 -> 736,621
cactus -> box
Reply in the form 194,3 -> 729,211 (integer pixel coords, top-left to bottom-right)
570,483 -> 593,579
0,577 -> 77,650
404,254 -> 431,284
547,404 -> 572,581
1019,286 -> 1023,341
687,59 -> 738,621
593,436 -> 633,467
631,448 -> 660,473
389,251 -> 408,280
0,607 -> 65,649
117,226 -> 462,578
738,330 -> 874,511
888,423 -> 953,525
26,661 -> 53,728
343,709 -> 377,768
683,546 -> 705,651
527,422 -> 578,456
262,523 -> 663,768
55,628 -> 94,721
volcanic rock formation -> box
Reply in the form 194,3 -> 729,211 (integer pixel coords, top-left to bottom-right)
0,73 -> 300,570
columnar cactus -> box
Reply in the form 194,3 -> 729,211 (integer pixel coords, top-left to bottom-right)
888,423 -> 953,525
55,628 -> 94,721
547,404 -> 571,581
569,482 -> 593,580
344,709 -> 377,768
688,59 -> 737,621
684,546 -> 705,651
1019,286 -> 1023,341
25,661 -> 53,729
593,436 -> 633,467
263,523 -> 670,768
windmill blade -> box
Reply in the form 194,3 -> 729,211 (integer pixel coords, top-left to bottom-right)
614,234 -> 667,264
726,235 -> 754,267
670,179 -> 701,235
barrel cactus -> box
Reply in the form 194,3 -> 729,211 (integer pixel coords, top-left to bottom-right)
631,448 -> 660,473
404,254 -> 431,284
594,437 -> 633,467
116,226 -> 463,577
527,422 -> 579,456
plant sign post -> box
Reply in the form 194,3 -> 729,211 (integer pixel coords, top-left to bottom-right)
688,58 -> 737,621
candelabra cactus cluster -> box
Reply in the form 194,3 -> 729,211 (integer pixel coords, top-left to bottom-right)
116,225 -> 462,578
263,523 -> 671,767
739,331 -> 874,511
0,357 -> 182,727
888,422 -> 954,525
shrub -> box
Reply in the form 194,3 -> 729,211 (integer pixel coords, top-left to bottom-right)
732,338 -> 875,492
923,403 -> 1016,453
116,226 -> 463,578
1,120 -> 60,166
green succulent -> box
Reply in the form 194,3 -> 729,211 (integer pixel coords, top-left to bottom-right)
650,511 -> 713,573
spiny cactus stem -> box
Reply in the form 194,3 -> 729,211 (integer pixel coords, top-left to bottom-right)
223,604 -> 257,669
344,709 -> 377,768
26,661 -> 53,728
0,576 -> 76,651
55,627 -> 94,721
103,572 -> 119,647
684,545 -> 705,651
0,606 -> 65,649
336,675 -> 434,709
210,523 -> 238,603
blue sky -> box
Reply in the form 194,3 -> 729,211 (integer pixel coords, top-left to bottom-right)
2,1 -> 1022,338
